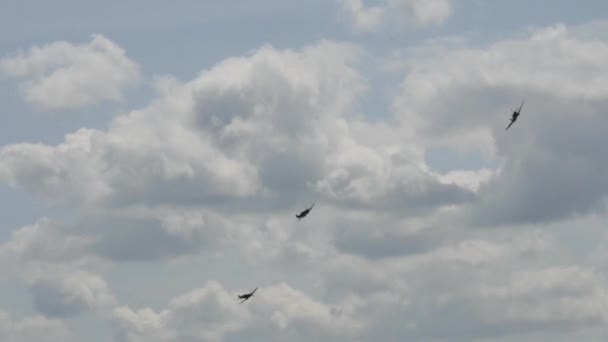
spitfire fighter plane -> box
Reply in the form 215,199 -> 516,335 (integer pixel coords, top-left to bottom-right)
505,100 -> 525,131
238,287 -> 257,304
296,203 -> 315,221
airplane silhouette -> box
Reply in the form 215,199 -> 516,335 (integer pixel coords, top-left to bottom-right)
505,100 -> 525,131
296,202 -> 315,221
238,287 -> 257,304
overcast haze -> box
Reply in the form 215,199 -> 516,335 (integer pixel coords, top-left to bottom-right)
1,1 -> 608,341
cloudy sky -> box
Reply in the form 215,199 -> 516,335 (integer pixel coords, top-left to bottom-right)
1,1 -> 608,341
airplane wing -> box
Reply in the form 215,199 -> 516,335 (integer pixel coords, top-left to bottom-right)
309,202 -> 315,210
250,288 -> 258,295
517,100 -> 525,113
239,298 -> 248,304
505,120 -> 515,131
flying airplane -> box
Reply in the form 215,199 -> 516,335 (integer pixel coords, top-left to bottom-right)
505,100 -> 525,131
238,287 -> 257,304
296,202 -> 315,221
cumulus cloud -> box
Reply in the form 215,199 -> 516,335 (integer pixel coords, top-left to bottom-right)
0,311 -> 73,342
3,18 -> 608,342
112,307 -> 171,342
0,40 -> 467,214
339,0 -> 452,31
316,227 -> 608,341
105,223 -> 608,342
28,271 -> 116,317
0,208 -> 240,263
1,218 -> 94,265
0,34 -> 140,111
393,23 -> 608,224
338,0 -> 385,31
111,281 -> 361,342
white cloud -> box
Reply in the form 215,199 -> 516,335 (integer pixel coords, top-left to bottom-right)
1,218 -> 94,264
0,34 -> 140,111
395,24 -> 608,144
339,0 -> 452,31
28,271 -> 116,318
0,208 -> 239,264
0,311 -> 73,342
112,307 -> 171,342
2,18 -> 608,342
111,281 -> 361,342
338,0 -> 385,31
393,23 -> 608,224
0,40 -> 467,215
103,224 -> 608,341
318,229 -> 608,340
437,168 -> 494,192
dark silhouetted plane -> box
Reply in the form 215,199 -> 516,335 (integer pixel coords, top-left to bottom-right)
238,288 -> 257,304
296,203 -> 315,221
505,100 -> 524,131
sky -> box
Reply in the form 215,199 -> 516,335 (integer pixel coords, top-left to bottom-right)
1,0 -> 608,341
